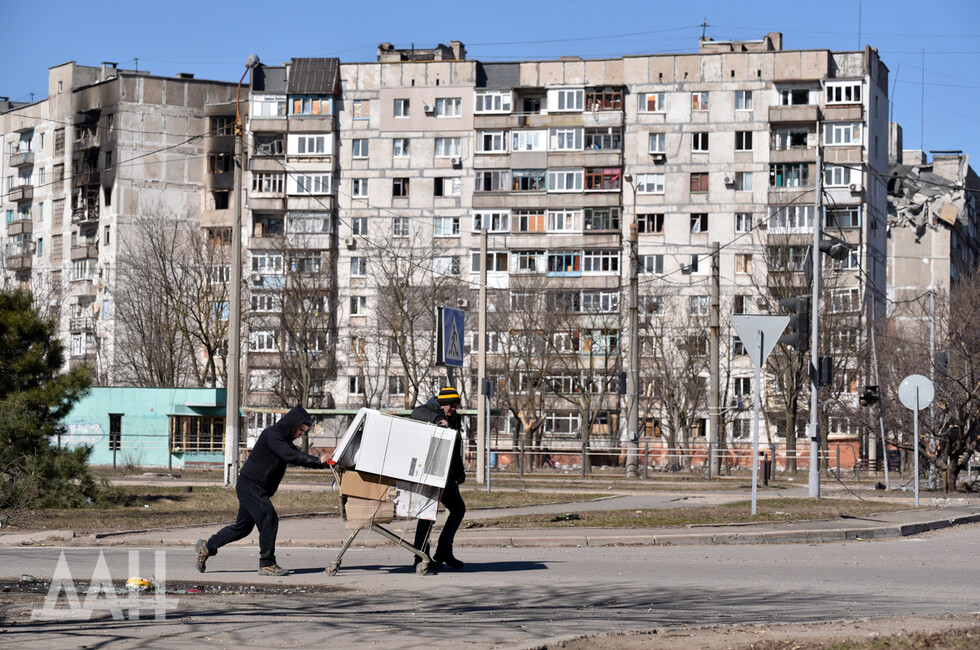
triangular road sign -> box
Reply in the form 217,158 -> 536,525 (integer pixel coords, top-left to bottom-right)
731,315 -> 790,369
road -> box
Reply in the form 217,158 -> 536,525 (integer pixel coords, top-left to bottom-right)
1,524 -> 978,648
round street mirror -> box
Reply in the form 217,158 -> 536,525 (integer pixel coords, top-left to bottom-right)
898,374 -> 934,411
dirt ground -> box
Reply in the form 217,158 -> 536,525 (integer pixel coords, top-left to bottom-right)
551,615 -> 980,649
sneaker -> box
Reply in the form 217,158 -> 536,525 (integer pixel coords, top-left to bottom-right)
433,551 -> 464,570
194,539 -> 210,573
258,564 -> 290,576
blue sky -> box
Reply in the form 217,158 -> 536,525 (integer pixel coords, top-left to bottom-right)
6,0 -> 980,163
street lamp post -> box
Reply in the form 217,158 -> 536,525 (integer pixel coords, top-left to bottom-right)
224,53 -> 260,488
623,174 -> 639,479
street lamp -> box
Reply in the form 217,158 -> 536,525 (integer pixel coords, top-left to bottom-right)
622,174 -> 639,479
224,53 -> 261,488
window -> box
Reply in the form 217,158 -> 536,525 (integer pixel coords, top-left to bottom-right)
585,127 -> 621,150
736,254 -> 753,274
734,131 -> 753,151
639,295 -> 664,316
351,217 -> 368,236
547,209 -> 580,232
691,91 -> 709,111
584,207 -> 620,231
251,173 -> 284,193
251,293 -> 281,312
474,90 -> 512,113
250,330 -> 278,352
351,178 -> 368,198
251,253 -> 284,274
252,94 -> 286,117
434,97 -> 461,117
638,213 -> 664,234
512,130 -> 546,151
637,173 -> 664,194
352,99 -> 370,119
735,90 -> 753,111
735,171 -> 753,191
735,213 -> 753,233
831,287 -> 860,313
692,132 -> 709,152
473,211 -> 510,232
689,295 -> 709,317
582,291 -> 619,312
586,88 -> 623,110
434,216 -> 460,237
550,127 -> 583,151
290,254 -> 322,273
640,254 -> 664,274
773,129 -> 810,150
393,138 -> 410,157
208,153 -> 232,173
648,132 -> 666,154
732,336 -> 748,356
392,177 -> 410,197
513,250 -> 545,273
779,88 -> 812,106
547,169 -> 583,192
767,245 -> 808,271
551,88 -> 584,112
512,169 -> 546,191
471,250 -> 509,273
393,98 -> 410,118
170,415 -> 225,453
548,292 -> 581,312
348,375 -> 364,395
769,163 -> 810,188
584,168 -> 620,191
825,207 -> 861,228
824,165 -> 853,186
768,205 -> 814,232
733,294 -> 749,315
475,170 -> 508,192
734,377 -> 752,398
690,173 -> 709,194
435,137 -> 461,157
254,135 -> 284,156
433,256 -> 460,276
826,82 -> 862,104
476,130 -> 507,153
293,174 -> 331,194
547,252 -> 581,274
291,96 -> 330,115
387,376 -> 406,396
640,92 -> 665,112
434,177 -> 461,197
515,210 -> 545,233
350,257 -> 367,277
824,122 -> 862,146
583,250 -> 619,273
352,138 -> 369,158
690,213 -> 708,233
350,296 -> 367,316
392,217 -> 409,237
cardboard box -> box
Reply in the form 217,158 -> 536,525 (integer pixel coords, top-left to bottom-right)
393,480 -> 441,521
345,497 -> 394,530
340,470 -> 396,501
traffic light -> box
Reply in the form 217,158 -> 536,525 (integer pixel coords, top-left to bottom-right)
818,356 -> 833,386
777,296 -> 810,352
859,385 -> 879,407
614,371 -> 627,395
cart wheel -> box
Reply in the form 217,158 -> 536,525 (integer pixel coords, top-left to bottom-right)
326,562 -> 340,576
415,560 -> 429,576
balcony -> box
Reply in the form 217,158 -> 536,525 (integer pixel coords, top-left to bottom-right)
71,243 -> 99,261
8,151 -> 34,167
769,105 -> 821,124
6,219 -> 33,237
8,185 -> 33,202
5,254 -> 32,272
769,147 -> 817,164
73,171 -> 100,187
72,204 -> 100,224
74,132 -> 100,150
70,317 -> 96,332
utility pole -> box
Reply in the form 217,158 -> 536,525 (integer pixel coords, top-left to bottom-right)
809,145 -> 823,498
626,192 -> 639,479
709,241 -> 720,478
476,229 -> 488,485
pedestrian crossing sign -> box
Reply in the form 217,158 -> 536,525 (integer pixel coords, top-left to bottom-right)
436,306 -> 465,368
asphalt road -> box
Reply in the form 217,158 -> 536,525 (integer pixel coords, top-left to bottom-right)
2,524 -> 979,648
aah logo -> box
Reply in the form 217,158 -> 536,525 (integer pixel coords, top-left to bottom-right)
31,550 -> 179,621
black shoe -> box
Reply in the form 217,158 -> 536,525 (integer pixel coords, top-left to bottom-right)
433,551 -> 464,570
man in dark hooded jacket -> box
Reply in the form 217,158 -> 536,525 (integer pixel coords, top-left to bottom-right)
195,405 -> 328,576
411,387 -> 467,570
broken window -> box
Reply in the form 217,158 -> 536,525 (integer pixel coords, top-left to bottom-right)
586,88 -> 622,111
254,135 -> 284,156
691,91 -> 709,111
474,170 -> 507,192
476,130 -> 507,153
512,169 -> 545,192
392,177 -> 409,197
640,92 -> 665,112
637,213 -> 664,234
433,177 -> 460,197
583,208 -> 620,231
585,128 -> 621,150
208,153 -> 232,174
779,89 -> 812,106
769,163 -> 810,188
473,211 -> 510,232
690,212 -> 708,232
211,116 -> 235,136
773,129 -> 809,150
584,168 -> 621,191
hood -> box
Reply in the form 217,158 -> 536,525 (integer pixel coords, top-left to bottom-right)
271,405 -> 311,436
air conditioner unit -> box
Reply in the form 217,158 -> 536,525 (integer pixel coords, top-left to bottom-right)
650,153 -> 666,162
456,298 -> 469,308
423,103 -> 434,113
723,175 -> 735,186
345,237 -> 356,250
848,182 -> 862,193
450,157 -> 460,166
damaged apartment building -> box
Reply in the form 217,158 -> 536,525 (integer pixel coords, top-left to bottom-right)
886,126 -> 980,337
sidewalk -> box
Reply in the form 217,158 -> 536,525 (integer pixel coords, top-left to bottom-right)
5,494 -> 979,550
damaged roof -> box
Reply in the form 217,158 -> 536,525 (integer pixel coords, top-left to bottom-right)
287,58 -> 340,95
888,157 -> 972,232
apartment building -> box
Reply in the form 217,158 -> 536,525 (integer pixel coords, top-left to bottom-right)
1,62 -> 238,385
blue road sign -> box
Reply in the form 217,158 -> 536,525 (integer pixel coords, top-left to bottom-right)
437,307 -> 465,368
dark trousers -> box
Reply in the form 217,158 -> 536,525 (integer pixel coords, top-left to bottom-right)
414,480 -> 465,558
206,476 -> 279,567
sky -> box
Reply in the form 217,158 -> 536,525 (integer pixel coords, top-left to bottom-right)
5,0 -> 980,164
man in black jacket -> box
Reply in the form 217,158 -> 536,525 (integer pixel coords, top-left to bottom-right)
195,405 -> 328,576
411,387 -> 467,570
